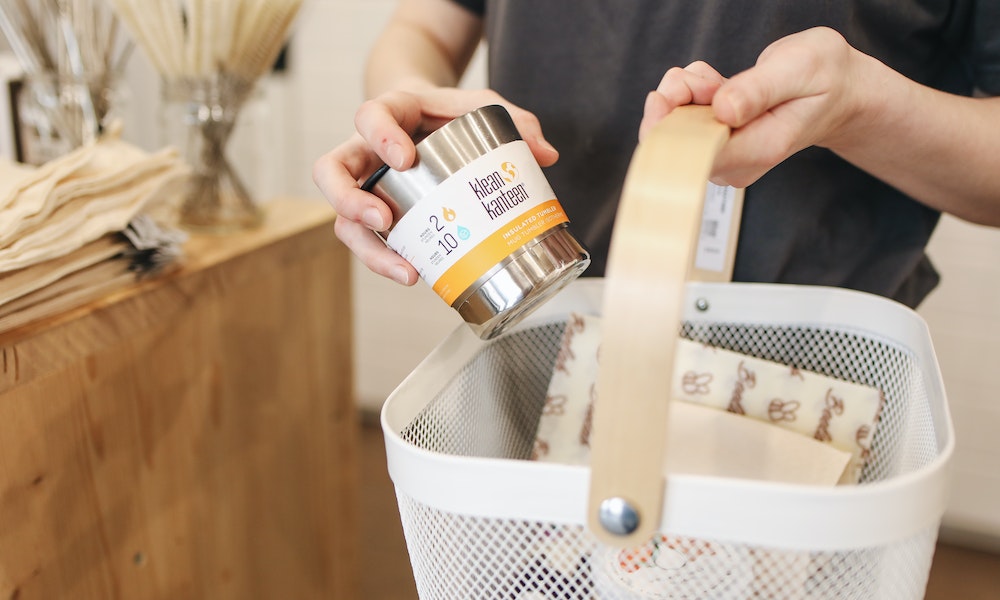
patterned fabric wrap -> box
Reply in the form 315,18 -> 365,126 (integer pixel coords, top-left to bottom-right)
532,313 -> 884,484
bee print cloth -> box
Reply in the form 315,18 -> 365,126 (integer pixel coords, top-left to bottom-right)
533,313 -> 884,485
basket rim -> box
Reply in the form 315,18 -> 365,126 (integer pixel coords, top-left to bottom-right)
382,279 -> 955,551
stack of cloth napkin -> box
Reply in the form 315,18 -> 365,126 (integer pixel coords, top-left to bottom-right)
0,128 -> 189,332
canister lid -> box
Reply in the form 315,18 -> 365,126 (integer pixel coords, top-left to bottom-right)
360,105 -> 523,226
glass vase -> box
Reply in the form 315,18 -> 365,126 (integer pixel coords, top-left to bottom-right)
159,73 -> 264,233
17,71 -> 126,165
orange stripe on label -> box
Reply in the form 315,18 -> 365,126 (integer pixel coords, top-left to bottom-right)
433,199 -> 570,305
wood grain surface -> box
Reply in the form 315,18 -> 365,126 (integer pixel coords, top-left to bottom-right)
0,198 -> 359,599
588,106 -> 731,547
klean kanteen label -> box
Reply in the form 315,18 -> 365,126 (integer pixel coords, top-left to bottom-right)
385,140 -> 569,305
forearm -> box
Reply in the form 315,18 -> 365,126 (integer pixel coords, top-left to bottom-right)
828,54 -> 1000,226
364,0 -> 482,98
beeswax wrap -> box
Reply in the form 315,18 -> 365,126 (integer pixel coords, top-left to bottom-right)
533,313 -> 883,484
671,333 -> 884,484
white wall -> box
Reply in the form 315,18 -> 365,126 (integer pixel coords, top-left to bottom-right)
919,216 -> 1000,547
288,0 -> 473,414
116,0 -> 471,420
114,0 -> 999,548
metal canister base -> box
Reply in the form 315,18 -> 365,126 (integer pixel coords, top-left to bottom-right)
455,224 -> 590,340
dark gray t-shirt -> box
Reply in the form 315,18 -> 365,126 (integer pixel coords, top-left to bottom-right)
450,0 -> 1000,307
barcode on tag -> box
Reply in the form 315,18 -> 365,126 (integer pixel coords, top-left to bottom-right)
701,219 -> 719,240
694,183 -> 738,273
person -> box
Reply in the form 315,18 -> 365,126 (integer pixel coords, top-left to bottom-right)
312,0 -> 1000,308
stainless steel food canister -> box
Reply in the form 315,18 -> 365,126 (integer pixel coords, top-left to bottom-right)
362,104 -> 590,340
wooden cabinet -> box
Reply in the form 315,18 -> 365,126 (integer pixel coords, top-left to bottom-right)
0,199 -> 359,599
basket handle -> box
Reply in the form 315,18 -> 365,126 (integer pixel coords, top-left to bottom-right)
587,105 -> 732,546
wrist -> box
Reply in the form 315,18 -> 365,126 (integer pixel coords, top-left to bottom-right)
822,50 -> 900,155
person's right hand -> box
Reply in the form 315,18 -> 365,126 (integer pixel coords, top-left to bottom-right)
639,28 -> 876,189
312,87 -> 559,286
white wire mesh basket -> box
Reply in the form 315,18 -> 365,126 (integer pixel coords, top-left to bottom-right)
382,279 -> 952,600
380,107 -> 953,599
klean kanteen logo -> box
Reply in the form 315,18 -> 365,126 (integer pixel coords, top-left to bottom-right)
468,161 -> 530,220
501,161 -> 518,182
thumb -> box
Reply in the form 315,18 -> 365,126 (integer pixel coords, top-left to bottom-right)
504,107 -> 560,167
712,27 -> 851,128
712,61 -> 793,128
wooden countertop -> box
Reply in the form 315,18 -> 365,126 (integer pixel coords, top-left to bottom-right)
0,197 -> 359,599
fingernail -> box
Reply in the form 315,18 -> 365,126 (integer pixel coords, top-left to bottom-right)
386,142 -> 406,170
391,266 -> 411,285
716,90 -> 743,125
644,91 -> 667,117
536,137 -> 558,156
362,207 -> 384,230
644,91 -> 658,112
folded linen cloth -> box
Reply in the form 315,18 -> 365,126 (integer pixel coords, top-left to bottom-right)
0,128 -> 188,274
0,215 -> 187,311
0,235 -> 126,307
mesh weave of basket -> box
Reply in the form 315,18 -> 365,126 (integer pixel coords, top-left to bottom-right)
389,314 -> 944,599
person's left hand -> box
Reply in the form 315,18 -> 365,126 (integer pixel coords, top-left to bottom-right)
640,27 -> 875,188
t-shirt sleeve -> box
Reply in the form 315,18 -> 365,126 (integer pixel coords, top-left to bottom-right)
448,0 -> 485,16
974,0 -> 1000,94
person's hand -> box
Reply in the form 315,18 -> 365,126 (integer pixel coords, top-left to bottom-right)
313,87 -> 559,286
640,27 -> 874,188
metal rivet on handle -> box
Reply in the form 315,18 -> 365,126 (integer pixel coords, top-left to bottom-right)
598,497 -> 640,536
695,297 -> 710,312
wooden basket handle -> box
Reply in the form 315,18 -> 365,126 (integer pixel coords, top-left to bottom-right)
587,105 -> 732,546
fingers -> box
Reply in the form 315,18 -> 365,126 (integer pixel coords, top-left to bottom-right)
358,88 -> 560,168
354,92 -> 426,170
315,87 -> 558,286
420,87 -> 561,166
638,91 -> 669,142
334,216 -> 418,285
657,62 -> 726,106
636,29 -> 862,188
707,28 -> 860,187
712,27 -> 851,128
315,92 -> 460,286
639,62 -> 725,141
312,134 -> 391,229
634,55 -> 800,185
312,132 -> 417,285
504,103 -> 560,166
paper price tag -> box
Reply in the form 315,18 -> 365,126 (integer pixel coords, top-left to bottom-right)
692,183 -> 743,282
